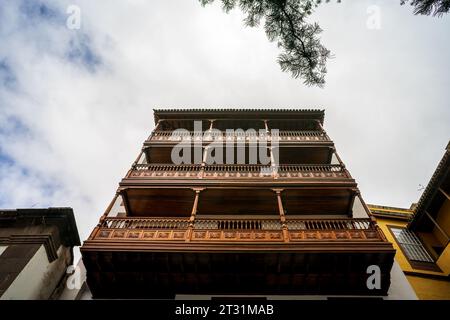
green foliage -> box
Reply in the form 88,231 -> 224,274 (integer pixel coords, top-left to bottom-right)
200,0 -> 336,87
400,0 -> 450,16
199,0 -> 448,86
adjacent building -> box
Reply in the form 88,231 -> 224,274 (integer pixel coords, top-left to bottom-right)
0,207 -> 80,299
369,141 -> 450,299
80,109 -> 407,299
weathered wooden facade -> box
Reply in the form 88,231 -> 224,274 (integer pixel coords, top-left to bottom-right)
81,109 -> 395,298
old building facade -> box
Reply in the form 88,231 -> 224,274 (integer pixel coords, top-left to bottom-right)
0,208 -> 80,299
80,109 -> 413,299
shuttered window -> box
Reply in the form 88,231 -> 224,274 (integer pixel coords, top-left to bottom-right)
391,227 -> 434,263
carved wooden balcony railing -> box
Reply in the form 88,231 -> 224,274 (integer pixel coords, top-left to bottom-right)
147,130 -> 331,143
103,217 -> 190,229
126,164 -> 352,180
92,217 -> 387,243
286,219 -> 372,230
194,218 -> 282,230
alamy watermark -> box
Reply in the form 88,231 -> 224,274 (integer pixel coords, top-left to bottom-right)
366,5 -> 382,30
366,265 -> 381,290
66,5 -> 81,30
169,121 -> 279,172
66,265 -> 82,290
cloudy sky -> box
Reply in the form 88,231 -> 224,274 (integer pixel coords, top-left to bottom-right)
0,0 -> 449,251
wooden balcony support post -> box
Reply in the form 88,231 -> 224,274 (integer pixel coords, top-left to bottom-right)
316,119 -> 325,132
91,191 -> 122,240
332,147 -> 345,168
154,119 -> 164,131
125,150 -> 142,178
197,144 -> 207,179
439,187 -> 450,201
264,120 -> 270,145
129,149 -> 145,172
425,211 -> 450,243
186,188 -> 203,241
102,192 -> 120,220
332,147 -> 352,178
198,164 -> 205,179
270,147 -> 279,179
209,120 -> 215,131
356,190 -> 376,222
347,191 -> 356,217
202,146 -> 208,165
316,120 -> 331,140
119,188 -> 132,217
142,146 -> 151,167
274,189 -> 289,242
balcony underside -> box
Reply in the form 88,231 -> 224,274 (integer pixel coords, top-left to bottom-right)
119,187 -> 357,217
143,145 -> 334,165
81,247 -> 394,298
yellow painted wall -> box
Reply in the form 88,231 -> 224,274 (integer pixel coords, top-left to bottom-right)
375,217 -> 413,272
372,211 -> 450,300
437,242 -> 450,275
406,275 -> 450,300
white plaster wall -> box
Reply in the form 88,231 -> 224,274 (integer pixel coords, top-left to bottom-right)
76,283 -> 93,300
384,261 -> 417,300
58,258 -> 89,300
1,245 -> 71,300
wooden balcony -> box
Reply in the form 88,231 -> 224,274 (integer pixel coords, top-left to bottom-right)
89,217 -> 386,243
123,164 -> 353,185
81,110 -> 396,298
81,216 -> 395,298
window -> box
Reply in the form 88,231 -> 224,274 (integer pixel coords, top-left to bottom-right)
390,227 -> 434,263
